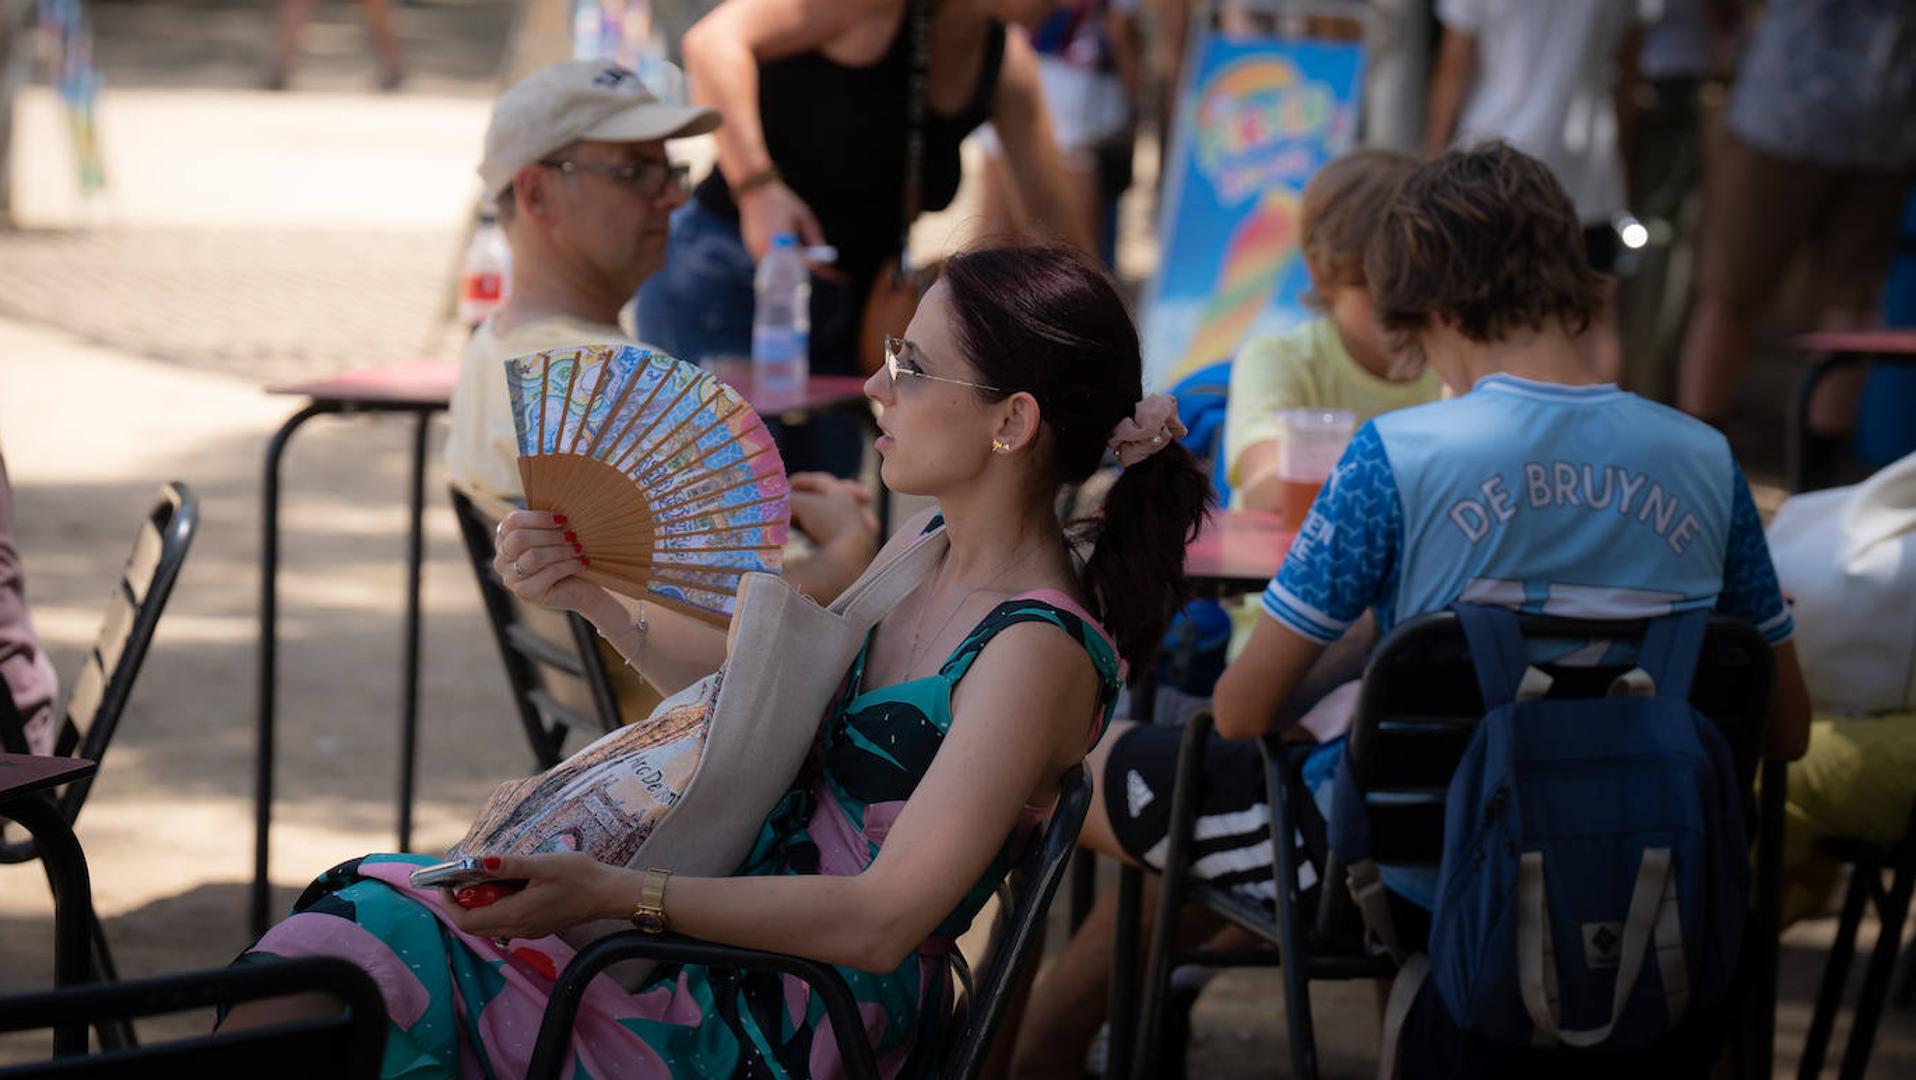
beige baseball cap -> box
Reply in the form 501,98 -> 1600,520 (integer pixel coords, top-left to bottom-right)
479,60 -> 720,197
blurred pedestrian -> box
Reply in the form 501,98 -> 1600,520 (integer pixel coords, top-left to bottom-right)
264,0 -> 407,92
1676,0 -> 1916,443
975,0 -> 1141,268
1423,0 -> 1648,382
636,0 -> 1091,477
0,438 -> 58,756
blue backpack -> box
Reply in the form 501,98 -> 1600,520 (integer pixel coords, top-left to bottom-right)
1336,604 -> 1748,1058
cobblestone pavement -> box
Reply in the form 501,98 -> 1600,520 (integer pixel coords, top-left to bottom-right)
0,226 -> 464,384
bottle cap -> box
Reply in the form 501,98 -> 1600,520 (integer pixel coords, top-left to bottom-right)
770,232 -> 797,248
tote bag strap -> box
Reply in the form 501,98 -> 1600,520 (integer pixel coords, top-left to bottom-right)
828,523 -> 949,630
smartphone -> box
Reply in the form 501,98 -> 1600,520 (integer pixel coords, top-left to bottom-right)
409,856 -> 497,890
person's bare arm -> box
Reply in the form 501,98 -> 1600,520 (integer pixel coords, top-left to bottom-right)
444,620 -> 1099,971
1764,640 -> 1812,761
494,509 -> 727,695
1233,439 -> 1285,514
782,472 -> 880,603
1421,25 -> 1478,157
681,0 -> 892,256
1614,22 -> 1645,192
1212,614 -> 1328,739
989,32 -> 1097,253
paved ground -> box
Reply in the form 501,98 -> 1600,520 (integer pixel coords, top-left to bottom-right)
0,1 -> 1909,1074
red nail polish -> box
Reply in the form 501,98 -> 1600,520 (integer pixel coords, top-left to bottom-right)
482,855 -> 502,871
572,542 -> 583,554
580,556 -> 591,566
454,888 -> 475,903
563,531 -> 577,543
553,514 -> 568,525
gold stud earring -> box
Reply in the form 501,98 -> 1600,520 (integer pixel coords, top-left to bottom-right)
991,439 -> 1010,454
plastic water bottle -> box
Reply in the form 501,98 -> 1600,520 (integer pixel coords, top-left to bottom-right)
752,232 -> 810,398
458,200 -> 511,328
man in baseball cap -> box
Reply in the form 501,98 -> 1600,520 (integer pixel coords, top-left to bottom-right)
448,59 -> 719,509
447,60 -> 877,645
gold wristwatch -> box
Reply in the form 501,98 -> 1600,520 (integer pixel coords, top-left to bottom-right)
631,867 -> 672,934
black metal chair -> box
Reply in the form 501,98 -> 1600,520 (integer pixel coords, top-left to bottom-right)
1795,792 -> 1916,1079
448,485 -> 623,769
528,765 -> 1096,1080
1110,612 -> 1784,1079
0,482 -> 199,1049
0,956 -> 384,1077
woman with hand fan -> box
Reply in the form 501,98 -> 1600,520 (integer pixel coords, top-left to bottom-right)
224,245 -> 1209,1077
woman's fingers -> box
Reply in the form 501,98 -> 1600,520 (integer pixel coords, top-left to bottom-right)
507,554 -> 589,604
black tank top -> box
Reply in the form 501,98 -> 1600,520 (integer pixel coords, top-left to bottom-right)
694,13 -> 1007,278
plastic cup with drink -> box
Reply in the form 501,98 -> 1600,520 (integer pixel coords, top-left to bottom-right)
1274,408 -> 1357,527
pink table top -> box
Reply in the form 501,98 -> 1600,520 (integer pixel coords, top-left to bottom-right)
267,360 -> 872,416
0,754 -> 96,801
1792,329 -> 1916,356
1186,509 -> 1294,586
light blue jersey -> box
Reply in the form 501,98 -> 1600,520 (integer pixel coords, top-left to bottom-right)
1263,374 -> 1793,652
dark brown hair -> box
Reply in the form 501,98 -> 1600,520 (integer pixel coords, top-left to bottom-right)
939,244 -> 1212,680
1299,147 -> 1418,297
1365,141 -> 1604,345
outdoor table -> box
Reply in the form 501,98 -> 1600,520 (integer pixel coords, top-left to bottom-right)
251,361 -> 874,936
1186,508 -> 1293,594
0,753 -> 101,1055
1790,328 -> 1916,491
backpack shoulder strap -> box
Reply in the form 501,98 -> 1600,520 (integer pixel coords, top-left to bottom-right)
1633,609 -> 1710,703
1451,604 -> 1547,708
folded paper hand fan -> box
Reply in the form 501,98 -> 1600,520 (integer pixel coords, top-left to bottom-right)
506,344 -> 790,626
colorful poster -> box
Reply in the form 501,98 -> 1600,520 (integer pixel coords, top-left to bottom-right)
1142,32 -> 1364,390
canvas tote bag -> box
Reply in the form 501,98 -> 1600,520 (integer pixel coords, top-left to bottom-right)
457,517 -> 950,980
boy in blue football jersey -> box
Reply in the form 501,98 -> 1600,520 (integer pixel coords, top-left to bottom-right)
1087,141 -> 1810,913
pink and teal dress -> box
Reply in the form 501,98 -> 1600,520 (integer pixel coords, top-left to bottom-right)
241,590 -> 1120,1079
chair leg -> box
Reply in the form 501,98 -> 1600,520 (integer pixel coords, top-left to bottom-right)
1892,936 -> 1916,1010
1837,865 -> 1916,1080
1130,717 -> 1211,1077
88,914 -> 136,1050
1265,745 -> 1318,1080
1106,866 -> 1142,1079
1798,865 -> 1873,1080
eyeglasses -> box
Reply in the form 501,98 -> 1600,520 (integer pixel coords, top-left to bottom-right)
883,336 -> 1005,394
538,158 -> 691,198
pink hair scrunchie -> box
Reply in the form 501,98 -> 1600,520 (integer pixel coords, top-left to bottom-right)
1106,395 -> 1188,469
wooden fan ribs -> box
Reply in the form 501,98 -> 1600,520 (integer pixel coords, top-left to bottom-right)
510,346 -> 791,627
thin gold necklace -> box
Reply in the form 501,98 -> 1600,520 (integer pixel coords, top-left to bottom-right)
905,550 -> 1027,675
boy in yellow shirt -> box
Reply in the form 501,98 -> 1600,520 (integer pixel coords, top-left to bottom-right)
1224,147 -> 1442,513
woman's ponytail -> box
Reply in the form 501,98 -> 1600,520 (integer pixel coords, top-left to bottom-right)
1075,443 -> 1212,679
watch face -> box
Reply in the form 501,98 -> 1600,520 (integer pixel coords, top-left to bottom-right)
633,912 -> 667,934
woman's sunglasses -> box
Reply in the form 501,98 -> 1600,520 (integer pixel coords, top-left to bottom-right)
883,336 -> 1004,394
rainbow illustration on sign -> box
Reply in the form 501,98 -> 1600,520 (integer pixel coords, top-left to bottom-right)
1142,37 -> 1363,390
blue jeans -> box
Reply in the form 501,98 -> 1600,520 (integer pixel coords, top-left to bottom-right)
637,201 -> 868,478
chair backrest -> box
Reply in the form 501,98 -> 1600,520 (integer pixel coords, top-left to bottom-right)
940,764 -> 1094,1080
448,486 -> 622,769
0,956 -> 384,1077
0,483 -> 197,830
1318,611 -> 1774,941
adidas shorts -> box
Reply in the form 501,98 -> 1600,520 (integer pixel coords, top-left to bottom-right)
1102,723 -> 1326,909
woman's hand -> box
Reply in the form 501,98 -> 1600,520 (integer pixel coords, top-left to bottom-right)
437,852 -> 627,942
789,472 -> 878,553
492,509 -> 622,625
736,180 -> 827,261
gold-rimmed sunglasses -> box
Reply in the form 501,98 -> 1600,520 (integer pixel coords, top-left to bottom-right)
883,336 -> 1005,394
